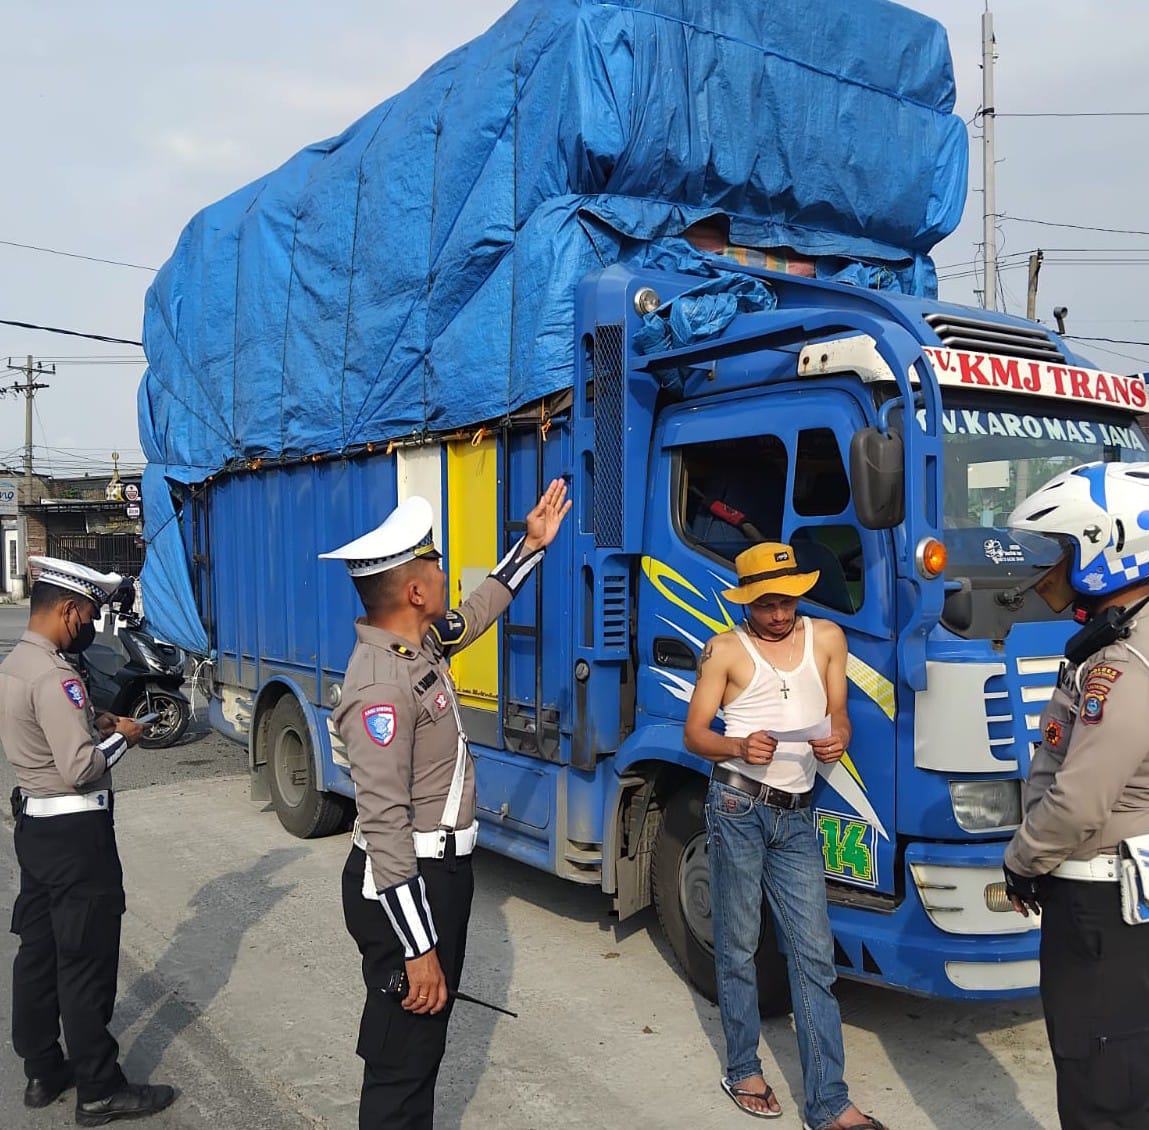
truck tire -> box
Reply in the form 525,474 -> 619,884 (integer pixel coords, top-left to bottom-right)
651,780 -> 791,1018
265,695 -> 348,839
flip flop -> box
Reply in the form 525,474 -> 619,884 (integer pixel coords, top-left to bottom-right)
802,1120 -> 887,1130
721,1076 -> 783,1119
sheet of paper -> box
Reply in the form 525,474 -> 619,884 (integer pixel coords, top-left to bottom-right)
767,716 -> 831,743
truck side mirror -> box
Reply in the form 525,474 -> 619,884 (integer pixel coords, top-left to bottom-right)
850,427 -> 905,529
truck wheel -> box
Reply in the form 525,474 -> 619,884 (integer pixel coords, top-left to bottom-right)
651,781 -> 791,1018
265,695 -> 347,839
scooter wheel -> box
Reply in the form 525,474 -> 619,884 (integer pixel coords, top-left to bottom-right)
131,692 -> 190,749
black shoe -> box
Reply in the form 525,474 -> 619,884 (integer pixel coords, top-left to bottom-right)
75,1082 -> 176,1126
24,1062 -> 75,1107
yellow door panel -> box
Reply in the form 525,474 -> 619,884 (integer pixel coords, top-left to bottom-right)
446,437 -> 498,710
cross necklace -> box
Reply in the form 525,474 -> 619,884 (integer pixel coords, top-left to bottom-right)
745,617 -> 800,700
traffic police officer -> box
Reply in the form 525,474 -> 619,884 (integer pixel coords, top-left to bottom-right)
1003,462 -> 1149,1130
322,479 -> 570,1129
0,557 -> 175,1124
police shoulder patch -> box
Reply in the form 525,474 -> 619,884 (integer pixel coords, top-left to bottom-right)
61,678 -> 86,709
1079,663 -> 1121,726
1080,694 -> 1106,724
362,704 -> 398,746
430,610 -> 467,647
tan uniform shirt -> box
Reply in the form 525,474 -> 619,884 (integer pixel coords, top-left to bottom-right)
0,631 -> 111,796
1005,614 -> 1149,876
335,576 -> 513,891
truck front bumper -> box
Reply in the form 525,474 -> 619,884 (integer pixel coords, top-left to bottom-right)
827,839 -> 1040,1000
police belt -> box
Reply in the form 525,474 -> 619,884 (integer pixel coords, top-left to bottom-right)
711,766 -> 813,809
22,790 -> 112,817
353,818 -> 479,860
1051,853 -> 1119,882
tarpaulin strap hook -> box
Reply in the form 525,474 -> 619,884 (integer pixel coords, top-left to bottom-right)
540,411 -> 551,441
471,426 -> 488,447
385,439 -> 396,456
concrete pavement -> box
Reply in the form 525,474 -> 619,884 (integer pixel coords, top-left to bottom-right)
2,773 -> 1059,1128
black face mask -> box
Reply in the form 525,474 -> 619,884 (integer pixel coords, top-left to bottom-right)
66,611 -> 97,654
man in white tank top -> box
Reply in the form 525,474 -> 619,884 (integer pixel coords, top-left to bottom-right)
684,542 -> 884,1130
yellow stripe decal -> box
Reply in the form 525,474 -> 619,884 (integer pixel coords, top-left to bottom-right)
641,556 -> 735,636
846,654 -> 896,721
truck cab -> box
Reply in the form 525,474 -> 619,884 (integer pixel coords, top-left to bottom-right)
562,262 -> 1148,1009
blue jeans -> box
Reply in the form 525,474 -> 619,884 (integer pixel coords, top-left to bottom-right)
708,780 -> 850,1128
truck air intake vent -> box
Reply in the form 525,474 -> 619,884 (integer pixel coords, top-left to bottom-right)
600,573 -> 629,652
593,323 -> 625,548
923,313 -> 1065,363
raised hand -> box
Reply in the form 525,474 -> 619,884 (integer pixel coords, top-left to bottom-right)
524,477 -> 572,551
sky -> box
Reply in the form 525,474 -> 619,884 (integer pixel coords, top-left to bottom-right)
3,1 -> 1148,477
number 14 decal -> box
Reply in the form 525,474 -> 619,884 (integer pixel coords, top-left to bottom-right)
817,810 -> 877,887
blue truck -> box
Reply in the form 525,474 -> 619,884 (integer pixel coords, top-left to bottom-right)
137,0 -> 1149,1012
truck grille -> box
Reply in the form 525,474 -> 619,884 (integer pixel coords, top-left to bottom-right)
984,654 -> 1061,767
923,313 -> 1065,364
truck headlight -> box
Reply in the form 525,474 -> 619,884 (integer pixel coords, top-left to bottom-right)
949,780 -> 1021,832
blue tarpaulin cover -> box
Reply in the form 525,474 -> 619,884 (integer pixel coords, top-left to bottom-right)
139,0 -> 968,651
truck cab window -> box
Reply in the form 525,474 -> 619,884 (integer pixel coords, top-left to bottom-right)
794,428 -> 851,516
791,524 -> 864,613
680,434 -> 788,561
789,428 -> 866,614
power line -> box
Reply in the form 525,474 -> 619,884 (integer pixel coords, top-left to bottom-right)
1069,340 -> 1149,369
1004,216 -> 1149,237
31,356 -> 142,365
997,111 -> 1149,118
0,319 -> 142,346
1064,334 -> 1149,347
0,238 -> 158,272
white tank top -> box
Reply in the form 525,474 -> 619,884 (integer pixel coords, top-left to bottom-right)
719,618 -> 826,793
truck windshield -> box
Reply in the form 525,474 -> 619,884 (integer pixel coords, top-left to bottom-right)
930,392 -> 1148,577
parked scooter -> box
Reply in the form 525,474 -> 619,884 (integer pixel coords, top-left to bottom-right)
80,579 -> 191,748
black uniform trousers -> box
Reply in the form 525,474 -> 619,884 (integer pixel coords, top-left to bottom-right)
10,808 -> 127,1102
1039,875 -> 1149,1130
342,845 -> 474,1130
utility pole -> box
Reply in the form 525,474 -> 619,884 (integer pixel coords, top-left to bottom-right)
982,8 -> 997,311
0,356 -> 53,591
2,356 -> 54,506
1026,250 -> 1043,321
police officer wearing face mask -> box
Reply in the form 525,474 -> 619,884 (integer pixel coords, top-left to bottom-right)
0,558 -> 175,1124
1003,463 -> 1149,1130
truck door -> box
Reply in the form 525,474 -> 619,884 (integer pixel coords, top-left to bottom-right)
639,387 -> 900,897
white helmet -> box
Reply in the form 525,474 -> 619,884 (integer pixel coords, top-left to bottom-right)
1009,461 -> 1149,597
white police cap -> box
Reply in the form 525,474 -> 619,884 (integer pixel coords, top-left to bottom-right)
319,496 -> 442,578
29,556 -> 123,606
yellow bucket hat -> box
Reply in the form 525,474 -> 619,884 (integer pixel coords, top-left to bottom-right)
721,542 -> 819,605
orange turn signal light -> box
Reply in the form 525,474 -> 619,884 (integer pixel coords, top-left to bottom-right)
916,537 -> 947,579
